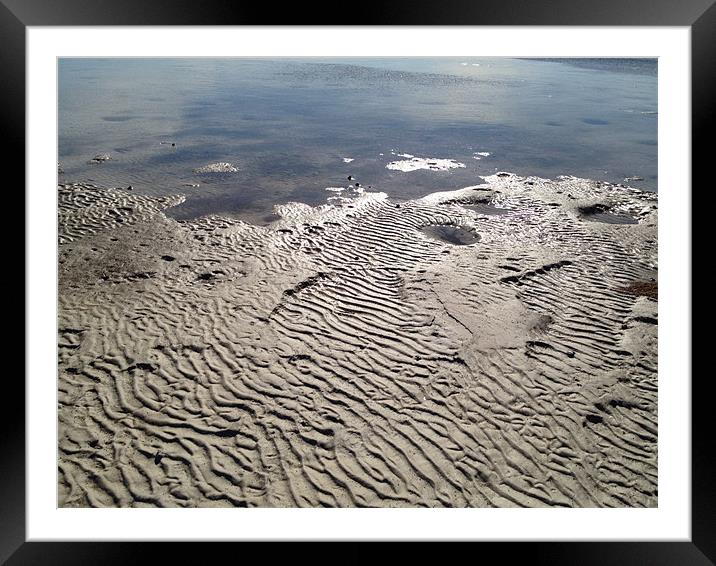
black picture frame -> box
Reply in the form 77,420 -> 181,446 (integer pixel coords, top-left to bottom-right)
6,0 -> 711,563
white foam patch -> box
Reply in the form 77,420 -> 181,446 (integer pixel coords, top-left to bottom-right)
326,196 -> 352,205
193,162 -> 238,173
324,185 -> 369,206
473,151 -> 491,160
386,156 -> 466,172
342,158 -> 354,163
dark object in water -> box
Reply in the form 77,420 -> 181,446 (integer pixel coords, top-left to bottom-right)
171,143 -> 176,147
421,225 -> 481,245
582,118 -> 610,125
126,185 -> 133,191
347,175 -> 354,180
355,183 -> 361,188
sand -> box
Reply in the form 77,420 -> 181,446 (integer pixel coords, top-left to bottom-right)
57,173 -> 658,508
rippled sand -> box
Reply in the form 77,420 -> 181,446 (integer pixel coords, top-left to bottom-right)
58,173 -> 657,508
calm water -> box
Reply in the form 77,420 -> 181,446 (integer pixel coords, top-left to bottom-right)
58,58 -> 657,224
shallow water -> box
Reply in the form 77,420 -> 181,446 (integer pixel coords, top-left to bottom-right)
583,212 -> 639,225
463,203 -> 511,216
421,225 -> 482,245
58,57 -> 657,223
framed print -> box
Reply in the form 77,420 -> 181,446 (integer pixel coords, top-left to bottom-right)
7,0 -> 711,562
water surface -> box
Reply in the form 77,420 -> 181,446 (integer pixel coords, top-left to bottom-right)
58,57 -> 657,223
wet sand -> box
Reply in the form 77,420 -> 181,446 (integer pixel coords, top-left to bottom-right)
58,173 -> 657,508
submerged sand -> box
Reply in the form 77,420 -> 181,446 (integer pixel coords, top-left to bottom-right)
58,173 -> 658,508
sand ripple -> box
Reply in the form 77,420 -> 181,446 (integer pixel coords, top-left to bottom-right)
58,173 -> 657,508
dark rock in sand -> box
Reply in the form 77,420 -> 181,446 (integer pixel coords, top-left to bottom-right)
616,280 -> 658,300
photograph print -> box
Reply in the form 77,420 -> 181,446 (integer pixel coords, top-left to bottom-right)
57,56 -> 658,508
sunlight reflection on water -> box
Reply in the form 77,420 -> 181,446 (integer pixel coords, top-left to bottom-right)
58,57 -> 657,223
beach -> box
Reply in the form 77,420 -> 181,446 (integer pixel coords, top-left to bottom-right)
58,172 -> 658,508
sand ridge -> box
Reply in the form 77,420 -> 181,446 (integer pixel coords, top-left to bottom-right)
58,173 -> 658,508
